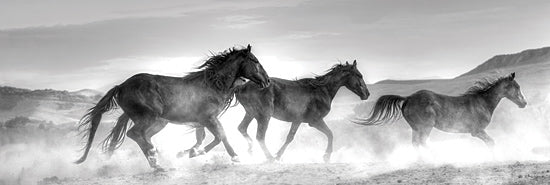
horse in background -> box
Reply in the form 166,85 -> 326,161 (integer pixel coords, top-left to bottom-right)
236,60 -> 369,163
354,73 -> 527,150
75,45 -> 270,171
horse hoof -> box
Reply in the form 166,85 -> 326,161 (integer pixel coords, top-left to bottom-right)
176,151 -> 187,158
189,149 -> 205,158
189,148 -> 206,158
231,156 -> 241,163
153,167 -> 167,172
323,154 -> 331,163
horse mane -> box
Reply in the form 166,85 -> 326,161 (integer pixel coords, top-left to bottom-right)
295,63 -> 350,87
182,46 -> 248,116
184,47 -> 248,89
463,75 -> 512,95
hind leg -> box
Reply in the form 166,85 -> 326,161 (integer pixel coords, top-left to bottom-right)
237,113 -> 255,155
411,126 -> 433,162
310,120 -> 334,163
127,117 -> 168,171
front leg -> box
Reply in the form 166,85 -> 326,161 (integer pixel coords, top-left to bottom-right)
275,122 -> 301,160
204,117 -> 240,162
309,119 -> 333,163
471,130 -> 495,148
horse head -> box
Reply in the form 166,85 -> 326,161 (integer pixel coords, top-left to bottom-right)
341,60 -> 370,100
500,72 -> 527,108
237,44 -> 270,88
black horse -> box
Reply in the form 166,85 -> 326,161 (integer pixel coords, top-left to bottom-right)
182,61 -> 370,162
75,45 -> 270,171
354,73 -> 527,149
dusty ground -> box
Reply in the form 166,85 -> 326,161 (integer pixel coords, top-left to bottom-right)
37,161 -> 550,185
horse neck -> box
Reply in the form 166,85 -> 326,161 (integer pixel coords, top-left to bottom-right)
318,74 -> 345,100
478,85 -> 505,113
207,62 -> 240,93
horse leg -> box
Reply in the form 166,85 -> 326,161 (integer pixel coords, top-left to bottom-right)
471,130 -> 495,148
417,126 -> 432,148
411,130 -> 421,148
413,126 -> 433,162
177,127 -> 206,158
127,117 -> 168,171
255,115 -> 275,161
275,122 -> 301,160
203,117 -> 240,162
237,113 -> 255,155
310,120 -> 333,163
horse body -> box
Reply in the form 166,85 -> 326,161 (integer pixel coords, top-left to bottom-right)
355,73 -> 527,149
115,74 -> 223,124
239,77 -> 333,123
235,61 -> 370,162
404,90 -> 494,134
75,45 -> 270,171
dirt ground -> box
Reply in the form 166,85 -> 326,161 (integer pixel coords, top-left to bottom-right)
37,161 -> 550,185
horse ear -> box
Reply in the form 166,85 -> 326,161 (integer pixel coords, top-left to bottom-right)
510,72 -> 516,79
247,44 -> 251,52
345,61 -> 349,65
353,60 -> 357,66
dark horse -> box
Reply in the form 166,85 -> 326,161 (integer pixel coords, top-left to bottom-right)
75,45 -> 270,171
213,60 -> 368,162
354,73 -> 527,149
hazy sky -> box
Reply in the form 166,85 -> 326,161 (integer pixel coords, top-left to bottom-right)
1,0 -> 550,91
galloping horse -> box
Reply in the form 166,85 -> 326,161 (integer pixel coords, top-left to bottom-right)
75,45 -> 270,171
354,73 -> 527,149
189,60 -> 367,163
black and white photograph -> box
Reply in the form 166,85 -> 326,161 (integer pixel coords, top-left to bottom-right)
1,0 -> 550,184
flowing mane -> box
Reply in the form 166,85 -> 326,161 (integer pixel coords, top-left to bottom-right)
463,75 -> 512,95
182,46 -> 249,116
184,47 -> 248,90
295,63 -> 350,87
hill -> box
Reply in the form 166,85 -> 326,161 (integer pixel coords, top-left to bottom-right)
0,86 -> 100,123
459,46 -> 550,77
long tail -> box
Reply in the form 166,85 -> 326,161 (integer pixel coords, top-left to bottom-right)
353,95 -> 406,126
101,113 -> 131,156
75,86 -> 120,164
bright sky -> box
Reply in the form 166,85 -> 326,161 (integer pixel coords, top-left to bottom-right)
1,0 -> 549,91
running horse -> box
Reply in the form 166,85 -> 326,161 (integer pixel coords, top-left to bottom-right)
354,73 -> 527,149
75,45 -> 270,171
185,61 -> 370,162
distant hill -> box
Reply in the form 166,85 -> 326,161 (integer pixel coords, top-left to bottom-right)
70,88 -> 103,99
0,86 -> 100,103
0,86 -> 101,123
374,79 -> 443,85
459,47 -> 550,77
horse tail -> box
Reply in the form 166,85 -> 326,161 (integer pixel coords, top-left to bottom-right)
101,113 -> 131,156
75,86 -> 120,164
353,95 -> 406,126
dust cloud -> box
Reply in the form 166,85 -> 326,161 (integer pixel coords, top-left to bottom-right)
1,80 -> 549,184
